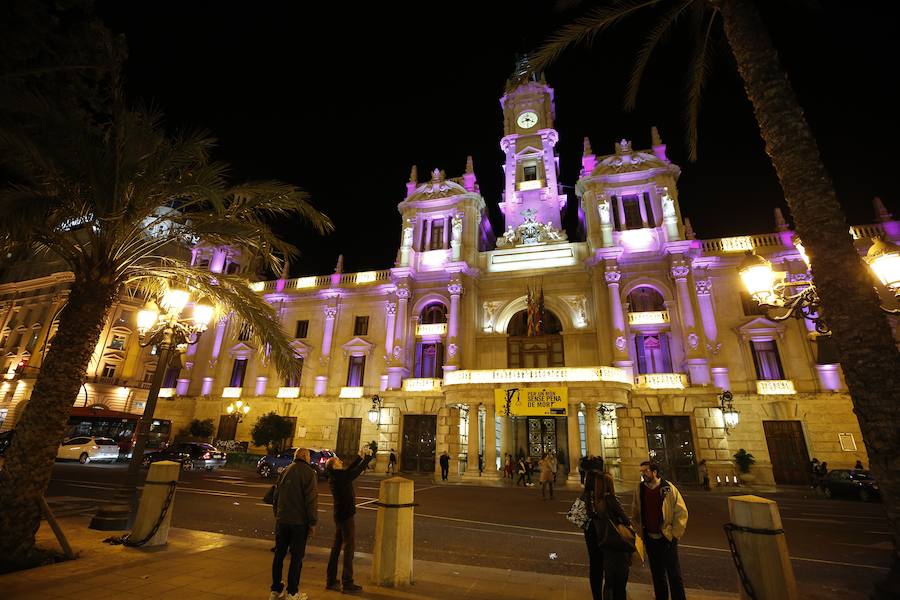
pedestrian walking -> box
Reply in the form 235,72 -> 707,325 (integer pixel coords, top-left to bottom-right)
549,452 -> 559,484
584,469 -> 633,600
819,461 -> 828,480
539,453 -> 554,500
387,448 -> 397,475
324,447 -> 373,594
516,455 -> 527,486
579,454 -> 589,485
810,457 -> 821,490
504,453 -> 513,479
270,447 -> 318,600
854,459 -> 865,470
439,450 -> 450,481
697,459 -> 710,491
632,461 -> 688,600
525,455 -> 534,486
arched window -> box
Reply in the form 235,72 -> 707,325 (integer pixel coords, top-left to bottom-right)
627,286 -> 665,312
420,303 -> 447,324
507,309 -> 564,368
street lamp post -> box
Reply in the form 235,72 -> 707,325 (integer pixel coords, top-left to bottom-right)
719,390 -> 739,432
120,289 -> 213,515
367,395 -> 383,428
738,237 -> 900,334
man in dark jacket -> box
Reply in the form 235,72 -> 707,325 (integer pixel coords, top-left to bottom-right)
324,447 -> 373,593
271,448 -> 318,600
439,451 -> 450,481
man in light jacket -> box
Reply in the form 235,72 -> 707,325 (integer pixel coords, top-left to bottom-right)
270,448 -> 318,600
631,461 -> 688,600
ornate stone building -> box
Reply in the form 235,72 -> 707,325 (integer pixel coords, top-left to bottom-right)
2,72 -> 898,487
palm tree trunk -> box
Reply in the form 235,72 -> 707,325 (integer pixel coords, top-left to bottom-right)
720,0 -> 900,595
0,280 -> 117,566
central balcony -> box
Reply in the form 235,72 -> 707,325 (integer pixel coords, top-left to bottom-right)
627,311 -> 670,326
635,373 -> 688,390
443,366 -> 632,386
416,323 -> 447,337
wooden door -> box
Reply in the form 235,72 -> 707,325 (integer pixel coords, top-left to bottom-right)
645,416 -> 697,484
217,415 -> 237,441
763,420 -> 810,485
335,417 -> 362,461
402,415 -> 437,472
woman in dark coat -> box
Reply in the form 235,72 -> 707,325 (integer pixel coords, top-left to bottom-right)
583,468 -> 632,600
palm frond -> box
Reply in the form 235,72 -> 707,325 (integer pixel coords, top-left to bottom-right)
530,0 -> 663,73
124,263 -> 300,381
683,6 -> 718,161
624,0 -> 696,111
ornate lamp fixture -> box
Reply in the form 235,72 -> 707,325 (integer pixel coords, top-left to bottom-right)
368,394 -> 383,427
226,399 -> 251,423
739,237 -> 900,335
718,390 -> 739,432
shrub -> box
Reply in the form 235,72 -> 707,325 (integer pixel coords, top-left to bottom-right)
733,448 -> 756,474
188,418 -> 215,440
251,412 -> 294,454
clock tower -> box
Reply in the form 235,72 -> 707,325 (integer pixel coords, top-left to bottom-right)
497,58 -> 567,237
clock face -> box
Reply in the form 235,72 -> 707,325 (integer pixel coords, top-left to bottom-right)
516,111 -> 538,129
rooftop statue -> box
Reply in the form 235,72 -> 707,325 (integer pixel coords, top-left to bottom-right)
496,208 -> 568,249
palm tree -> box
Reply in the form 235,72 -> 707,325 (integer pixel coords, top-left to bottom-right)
533,1 -> 900,595
0,95 -> 332,566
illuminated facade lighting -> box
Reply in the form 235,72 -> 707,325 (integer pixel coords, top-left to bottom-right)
222,386 -> 242,398
276,387 -> 300,398
402,378 -> 442,392
296,276 -> 317,289
627,311 -> 669,325
416,323 -> 447,336
339,386 -> 364,398
157,387 -> 175,398
756,380 -> 797,395
721,236 -> 755,252
444,366 -> 631,386
355,271 -> 376,284
635,373 -> 688,389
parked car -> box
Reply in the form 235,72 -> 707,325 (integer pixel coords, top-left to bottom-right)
820,469 -> 881,501
257,447 -> 335,479
56,436 -> 120,464
142,442 -> 226,472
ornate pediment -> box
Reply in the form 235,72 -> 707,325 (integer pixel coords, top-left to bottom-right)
341,336 -> 374,358
593,145 -> 667,176
228,342 -> 255,358
735,316 -> 785,341
496,208 -> 568,249
407,169 -> 469,202
289,339 -> 312,357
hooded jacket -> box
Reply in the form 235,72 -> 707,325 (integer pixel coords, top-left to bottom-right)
274,459 -> 318,526
631,477 -> 688,541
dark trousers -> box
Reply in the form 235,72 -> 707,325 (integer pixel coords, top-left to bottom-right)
584,527 -> 604,600
645,536 -> 686,600
541,480 -> 554,498
516,472 -> 526,486
327,516 -> 356,585
585,525 -> 631,600
579,468 -> 585,485
271,522 -> 310,594
440,463 -> 449,480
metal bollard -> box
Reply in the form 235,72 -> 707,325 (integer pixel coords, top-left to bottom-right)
371,477 -> 415,587
130,460 -> 180,547
725,495 -> 798,600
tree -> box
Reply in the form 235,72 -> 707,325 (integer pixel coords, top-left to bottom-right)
0,95 -> 332,567
251,412 -> 295,454
533,2 -> 900,595
188,419 -> 215,441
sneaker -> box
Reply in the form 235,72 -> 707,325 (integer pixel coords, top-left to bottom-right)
286,593 -> 308,600
342,583 -> 363,594
326,581 -> 341,591
269,592 -> 285,600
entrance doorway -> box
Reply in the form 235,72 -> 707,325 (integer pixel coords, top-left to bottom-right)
526,417 -> 559,458
335,417 -> 362,461
645,416 -> 697,484
763,420 -> 810,485
402,415 -> 436,472
217,415 -> 238,442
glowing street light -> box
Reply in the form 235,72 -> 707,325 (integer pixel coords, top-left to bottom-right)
866,238 -> 900,296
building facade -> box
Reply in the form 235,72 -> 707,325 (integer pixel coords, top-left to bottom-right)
2,73 -> 898,487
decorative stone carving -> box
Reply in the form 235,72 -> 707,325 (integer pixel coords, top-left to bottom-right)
615,336 -> 627,352
451,213 -> 463,238
670,264 -> 690,280
447,280 -> 464,296
604,266 -> 622,284
598,199 -> 611,224
392,345 -> 403,359
695,277 -> 712,296
447,343 -> 458,357
706,341 -> 722,355
661,188 -> 676,218
687,332 -> 699,349
395,283 -> 411,300
323,306 -> 338,320
401,219 -> 413,249
495,208 -> 568,248
386,302 -> 397,316
561,295 -> 588,328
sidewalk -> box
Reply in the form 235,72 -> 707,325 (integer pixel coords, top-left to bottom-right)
1,516 -> 739,600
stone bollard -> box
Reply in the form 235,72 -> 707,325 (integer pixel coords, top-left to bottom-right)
371,477 -> 415,587
130,460 -> 180,547
726,495 -> 798,600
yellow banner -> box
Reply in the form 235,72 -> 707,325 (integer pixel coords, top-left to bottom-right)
494,387 -> 568,417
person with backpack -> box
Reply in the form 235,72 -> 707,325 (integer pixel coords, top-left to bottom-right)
584,468 -> 634,600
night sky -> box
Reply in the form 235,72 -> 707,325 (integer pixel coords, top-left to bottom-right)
97,1 -> 898,277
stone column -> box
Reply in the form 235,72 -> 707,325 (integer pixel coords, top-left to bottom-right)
605,263 -> 632,378
445,277 -> 463,371
484,401 -> 498,476
387,283 -> 411,389
465,403 -> 481,476
694,274 -> 718,352
384,302 -> 397,360
567,403 -> 583,482
316,304 -> 337,396
671,257 -> 709,384
442,216 -> 450,248
424,218 -> 433,250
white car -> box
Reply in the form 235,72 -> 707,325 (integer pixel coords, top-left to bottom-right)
57,436 -> 120,464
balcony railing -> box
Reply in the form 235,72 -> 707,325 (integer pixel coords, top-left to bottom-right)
276,386 -> 300,398
252,269 -> 392,293
339,386 -> 364,398
402,378 -> 442,392
627,311 -> 669,326
222,387 -> 242,398
700,223 -> 885,253
756,379 -> 796,395
416,323 -> 448,336
635,373 -> 688,390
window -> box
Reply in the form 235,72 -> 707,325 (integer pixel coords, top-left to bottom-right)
420,303 -> 447,324
627,287 -> 666,312
108,334 -> 126,350
230,358 -> 248,387
226,262 -> 239,274
101,363 -> 117,379
430,219 -> 445,250
237,321 -> 253,342
414,342 -> 444,378
25,330 -> 40,353
523,164 -> 538,181
751,340 -> 784,380
353,316 -> 369,336
285,356 -> 304,387
643,192 -> 655,226
621,194 -> 643,229
346,355 -> 366,387
143,370 -> 155,384
635,333 -> 672,374
295,320 -> 309,339
117,311 -> 133,326
162,366 -> 180,388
